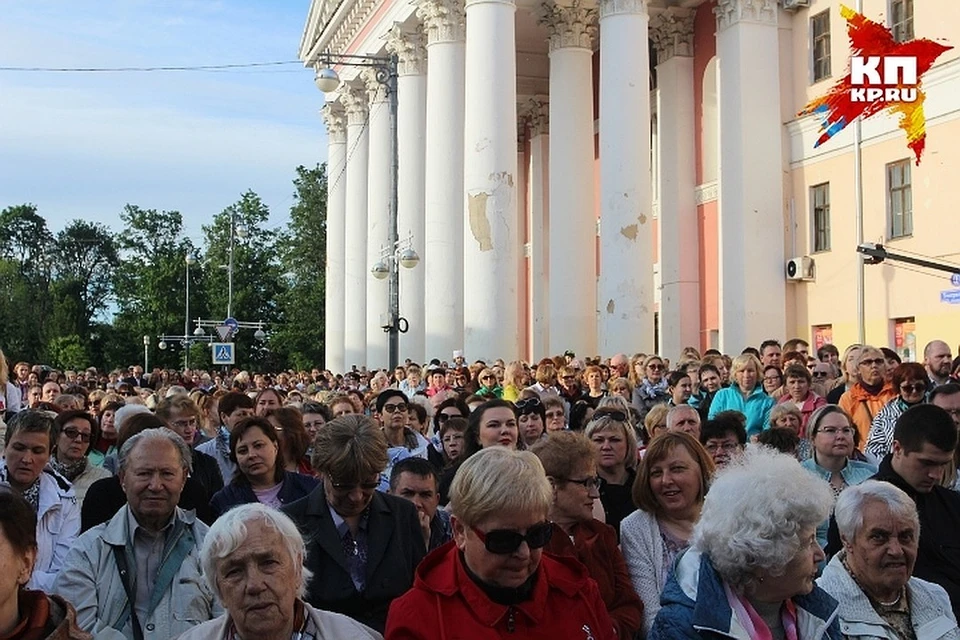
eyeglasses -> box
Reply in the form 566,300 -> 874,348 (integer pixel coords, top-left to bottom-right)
859,358 -> 885,367
171,418 -> 198,430
545,410 -> 565,420
764,375 -> 782,382
329,479 -> 380,492
381,402 -> 408,414
817,426 -> 854,437
481,375 -> 497,381
704,442 -> 740,453
594,409 -> 627,422
437,412 -> 461,423
515,398 -> 542,413
647,364 -> 664,371
561,375 -> 576,381
812,371 -> 830,378
62,428 -> 92,443
561,475 -> 601,490
470,521 -> 553,554
900,383 -> 927,393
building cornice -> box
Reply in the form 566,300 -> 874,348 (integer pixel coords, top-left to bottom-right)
598,0 -> 647,21
416,0 -> 466,45
650,8 -> 694,64
539,1 -> 598,52
321,102 -> 347,143
384,25 -> 428,76
714,0 -> 777,32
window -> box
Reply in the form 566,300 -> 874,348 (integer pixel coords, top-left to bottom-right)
887,160 -> 913,238
893,317 -> 916,362
891,0 -> 914,43
812,11 -> 831,82
811,183 -> 830,252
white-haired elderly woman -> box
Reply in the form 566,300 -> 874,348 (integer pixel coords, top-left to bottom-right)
649,448 -> 843,640
385,447 -> 617,639
817,480 -> 960,639
175,503 -> 381,640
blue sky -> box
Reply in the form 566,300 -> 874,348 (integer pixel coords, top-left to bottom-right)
0,0 -> 326,243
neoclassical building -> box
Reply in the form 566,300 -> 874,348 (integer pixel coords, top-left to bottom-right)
301,0 -> 960,372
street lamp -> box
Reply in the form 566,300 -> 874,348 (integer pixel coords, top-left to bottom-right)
142,335 -> 150,375
227,214 -> 248,319
370,235 -> 420,368
315,51 -> 403,368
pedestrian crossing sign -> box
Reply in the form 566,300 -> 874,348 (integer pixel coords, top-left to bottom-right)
212,342 -> 235,365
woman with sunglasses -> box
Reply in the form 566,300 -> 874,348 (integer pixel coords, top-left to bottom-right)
475,368 -> 503,399
209,416 -> 319,519
532,432 -> 644,639
865,362 -> 929,460
285,415 -> 426,633
621,432 -> 715,635
385,446 -> 617,639
49,411 -> 110,507
632,355 -> 671,423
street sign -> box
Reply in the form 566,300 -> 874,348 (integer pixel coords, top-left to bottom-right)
951,273 -> 960,287
940,290 -> 960,305
215,325 -> 233,341
223,317 -> 239,331
212,342 -> 235,365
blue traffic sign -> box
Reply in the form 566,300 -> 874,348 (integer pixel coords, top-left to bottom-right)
212,342 -> 235,365
940,290 -> 960,305
223,317 -> 239,330
951,273 -> 960,287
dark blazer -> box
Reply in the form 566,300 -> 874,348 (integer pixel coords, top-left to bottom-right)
80,475 -> 214,532
281,486 -> 426,633
209,471 -> 319,519
192,449 -> 224,498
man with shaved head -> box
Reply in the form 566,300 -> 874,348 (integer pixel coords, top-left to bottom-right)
925,340 -> 953,388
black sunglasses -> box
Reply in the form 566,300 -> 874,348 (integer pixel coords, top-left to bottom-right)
594,409 -> 627,422
437,412 -> 462,423
515,398 -> 542,413
470,521 -> 553,554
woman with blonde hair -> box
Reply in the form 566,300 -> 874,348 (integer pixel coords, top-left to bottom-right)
708,353 -> 775,439
632,355 -> 671,422
644,403 -> 670,443
586,409 -> 640,537
0,349 -> 22,416
501,360 -> 525,402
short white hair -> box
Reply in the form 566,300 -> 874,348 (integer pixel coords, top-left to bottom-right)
693,447 -> 833,593
835,480 -> 919,541
199,503 -> 313,600
114,404 -> 150,434
666,405 -> 699,430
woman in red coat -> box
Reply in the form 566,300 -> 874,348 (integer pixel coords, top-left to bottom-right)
385,447 -> 616,639
532,431 -> 643,639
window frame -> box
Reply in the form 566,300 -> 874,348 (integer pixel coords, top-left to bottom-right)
811,182 -> 831,253
890,0 -> 914,44
811,10 -> 832,83
887,159 -> 913,239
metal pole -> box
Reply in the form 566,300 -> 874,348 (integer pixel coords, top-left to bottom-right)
143,336 -> 149,378
387,56 -> 401,371
227,210 -> 235,319
854,0 -> 866,344
185,257 -> 191,371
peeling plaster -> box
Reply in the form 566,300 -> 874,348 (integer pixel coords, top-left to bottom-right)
620,224 -> 639,240
638,213 -> 648,225
606,299 -> 615,314
468,192 -> 493,251
490,171 -> 514,187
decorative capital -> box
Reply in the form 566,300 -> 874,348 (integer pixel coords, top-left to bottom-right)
361,67 -> 390,104
520,98 -> 549,137
320,103 -> 347,143
385,25 -> 427,76
539,1 -> 597,52
416,0 -> 466,45
715,0 -> 778,31
649,8 -> 694,64
340,85 -> 369,125
598,0 -> 647,20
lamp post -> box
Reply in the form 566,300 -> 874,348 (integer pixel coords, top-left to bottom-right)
185,252 -> 195,370
315,52 -> 408,369
226,211 -> 247,319
371,237 -> 420,370
143,335 -> 150,376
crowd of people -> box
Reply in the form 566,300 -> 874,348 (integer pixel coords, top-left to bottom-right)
0,336 -> 960,639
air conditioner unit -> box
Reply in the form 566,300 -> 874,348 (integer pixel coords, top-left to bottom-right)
786,256 -> 816,281
781,0 -> 811,10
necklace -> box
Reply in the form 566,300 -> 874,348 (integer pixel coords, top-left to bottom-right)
877,593 -> 902,607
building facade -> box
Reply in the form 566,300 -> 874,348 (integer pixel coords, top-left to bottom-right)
301,0 -> 960,372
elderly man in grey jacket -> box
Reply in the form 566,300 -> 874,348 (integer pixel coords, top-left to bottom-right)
818,480 -> 960,639
54,428 -> 218,640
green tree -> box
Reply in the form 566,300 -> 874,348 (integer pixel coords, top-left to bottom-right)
50,220 -> 118,337
47,334 -> 90,370
0,205 -> 54,361
270,164 -> 328,370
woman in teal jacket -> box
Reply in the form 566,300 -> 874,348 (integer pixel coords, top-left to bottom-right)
707,354 -> 774,439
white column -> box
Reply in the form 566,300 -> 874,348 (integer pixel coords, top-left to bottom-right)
386,27 -> 428,365
321,102 -> 347,374
341,85 -> 369,369
526,100 -> 550,360
541,2 -> 598,357
362,68 -> 392,369
652,9 -> 699,360
716,0 -> 786,352
598,0 -> 654,356
462,0 -> 520,361
417,0 -> 466,362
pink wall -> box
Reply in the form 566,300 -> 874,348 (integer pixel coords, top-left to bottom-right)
694,1 -> 718,351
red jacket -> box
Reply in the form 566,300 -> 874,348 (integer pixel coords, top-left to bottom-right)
545,519 -> 643,639
385,541 -> 617,640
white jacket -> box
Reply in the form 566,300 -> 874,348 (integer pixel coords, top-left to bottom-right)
0,459 -> 79,591
620,507 -> 667,637
817,552 -> 960,639
174,601 -> 383,640
53,505 -> 218,640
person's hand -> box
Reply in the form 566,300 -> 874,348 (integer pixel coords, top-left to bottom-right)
418,508 -> 431,549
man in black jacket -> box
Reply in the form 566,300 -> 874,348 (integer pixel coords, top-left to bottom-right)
872,403 -> 960,619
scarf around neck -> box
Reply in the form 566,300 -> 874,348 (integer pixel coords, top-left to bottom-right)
49,456 -> 87,482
